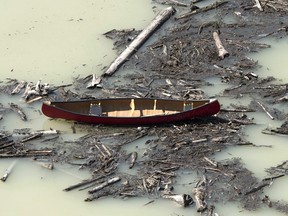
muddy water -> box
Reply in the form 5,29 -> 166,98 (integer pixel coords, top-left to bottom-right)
1,1 -> 288,216
249,38 -> 288,82
0,0 -> 155,85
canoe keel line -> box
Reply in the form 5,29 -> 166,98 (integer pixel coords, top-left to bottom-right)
41,98 -> 220,125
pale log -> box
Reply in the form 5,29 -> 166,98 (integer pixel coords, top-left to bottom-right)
88,176 -> 121,194
103,6 -> 175,77
129,152 -> 137,169
213,31 -> 229,59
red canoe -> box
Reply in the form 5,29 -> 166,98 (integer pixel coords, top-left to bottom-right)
41,98 -> 220,125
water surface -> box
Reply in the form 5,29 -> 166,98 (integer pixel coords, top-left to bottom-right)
1,1 -> 288,216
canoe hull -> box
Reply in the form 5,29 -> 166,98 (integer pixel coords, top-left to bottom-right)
41,98 -> 220,125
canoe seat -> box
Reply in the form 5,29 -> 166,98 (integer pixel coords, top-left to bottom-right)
89,104 -> 102,116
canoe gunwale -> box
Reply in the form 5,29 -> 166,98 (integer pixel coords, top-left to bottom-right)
41,98 -> 220,125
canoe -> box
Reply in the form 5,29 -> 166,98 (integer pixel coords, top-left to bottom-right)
41,98 -> 220,125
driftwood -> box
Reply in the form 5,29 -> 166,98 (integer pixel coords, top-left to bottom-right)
11,80 -> 27,95
9,103 -> 27,121
85,190 -> 115,202
192,187 -> 207,212
254,0 -> 263,11
63,174 -> 112,192
88,176 -> 121,194
256,101 -> 274,120
1,160 -> 17,182
161,194 -> 194,207
103,6 -> 175,77
129,152 -> 137,169
175,0 -> 227,20
192,176 -> 208,212
13,129 -> 59,138
0,140 -> 14,150
86,74 -> 102,89
213,31 -> 229,59
0,149 -> 53,158
155,0 -> 190,7
244,182 -> 270,195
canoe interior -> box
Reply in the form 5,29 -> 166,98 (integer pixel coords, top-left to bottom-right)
48,99 -> 211,118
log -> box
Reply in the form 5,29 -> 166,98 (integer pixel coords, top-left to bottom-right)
9,103 -> 27,121
161,194 -> 194,207
63,174 -> 110,192
213,31 -> 229,59
175,0 -> 227,20
88,176 -> 121,194
103,6 -> 176,77
129,152 -> 137,169
1,160 -> 17,182
0,140 -> 15,150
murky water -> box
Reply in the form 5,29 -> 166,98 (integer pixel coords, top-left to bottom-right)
249,38 -> 288,82
0,0 -> 155,85
1,1 -> 288,215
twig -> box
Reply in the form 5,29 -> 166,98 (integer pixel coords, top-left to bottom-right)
256,101 -> 274,120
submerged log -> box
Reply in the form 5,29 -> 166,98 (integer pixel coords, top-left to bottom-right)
213,31 -> 229,59
103,6 -> 175,77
